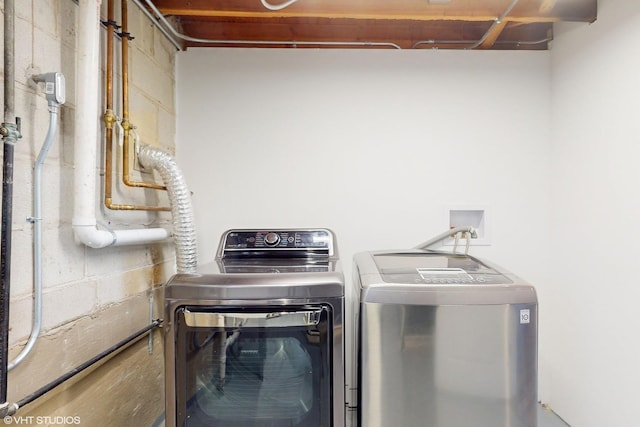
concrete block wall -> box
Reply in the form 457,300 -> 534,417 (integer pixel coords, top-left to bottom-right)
1,1 -> 179,424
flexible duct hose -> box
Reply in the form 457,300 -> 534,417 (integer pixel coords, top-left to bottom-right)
137,145 -> 197,273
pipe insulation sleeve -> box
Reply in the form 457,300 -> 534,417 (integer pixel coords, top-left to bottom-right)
137,145 -> 197,273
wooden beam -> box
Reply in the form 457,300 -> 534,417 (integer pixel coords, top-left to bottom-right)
178,17 -> 551,50
151,0 -> 597,23
145,0 -> 586,50
477,19 -> 509,49
157,8 -> 567,24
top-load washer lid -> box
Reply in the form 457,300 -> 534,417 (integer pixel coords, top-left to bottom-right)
354,250 -> 537,305
373,252 -> 512,285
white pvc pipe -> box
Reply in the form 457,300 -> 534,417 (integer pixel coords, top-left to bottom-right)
73,224 -> 170,248
73,0 -> 170,248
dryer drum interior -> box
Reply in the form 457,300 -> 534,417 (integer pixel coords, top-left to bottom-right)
174,306 -> 333,426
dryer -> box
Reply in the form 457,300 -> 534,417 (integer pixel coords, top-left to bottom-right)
164,228 -> 345,427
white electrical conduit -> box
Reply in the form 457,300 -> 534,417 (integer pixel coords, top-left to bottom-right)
412,37 -> 552,49
6,104 -> 59,370
130,0 -> 181,51
411,0 -> 522,50
73,0 -> 170,248
141,0 -> 401,50
468,0 -> 521,49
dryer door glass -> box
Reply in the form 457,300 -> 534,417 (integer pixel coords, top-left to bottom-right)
174,306 -> 332,426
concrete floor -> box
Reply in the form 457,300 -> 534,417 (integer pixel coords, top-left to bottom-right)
155,403 -> 570,426
539,403 -> 571,427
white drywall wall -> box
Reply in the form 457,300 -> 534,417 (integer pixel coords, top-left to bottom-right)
175,47 -> 553,405
548,0 -> 640,425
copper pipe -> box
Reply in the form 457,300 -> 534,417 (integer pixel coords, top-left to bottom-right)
120,0 -> 166,191
102,0 -> 169,212
104,200 -> 170,211
103,0 -> 116,208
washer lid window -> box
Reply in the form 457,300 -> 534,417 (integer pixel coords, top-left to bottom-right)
372,253 -> 512,285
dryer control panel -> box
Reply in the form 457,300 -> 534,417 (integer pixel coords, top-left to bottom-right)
217,229 -> 335,258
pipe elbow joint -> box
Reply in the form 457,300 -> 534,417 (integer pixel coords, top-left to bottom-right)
72,223 -> 116,248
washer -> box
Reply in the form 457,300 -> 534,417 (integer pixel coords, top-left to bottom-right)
164,228 -> 345,427
353,243 -> 538,427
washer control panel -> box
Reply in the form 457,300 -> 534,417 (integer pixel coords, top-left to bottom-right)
416,268 -> 498,284
218,229 -> 335,258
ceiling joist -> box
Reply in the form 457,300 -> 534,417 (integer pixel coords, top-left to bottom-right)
144,0 -> 597,50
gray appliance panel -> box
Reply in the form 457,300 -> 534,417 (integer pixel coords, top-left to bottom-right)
165,272 -> 344,301
359,302 -> 537,427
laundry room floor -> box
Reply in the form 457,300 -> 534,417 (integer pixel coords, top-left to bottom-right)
538,404 -> 571,426
153,403 -> 569,426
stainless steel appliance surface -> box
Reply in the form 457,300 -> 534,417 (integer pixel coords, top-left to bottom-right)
165,229 -> 345,427
353,249 -> 538,427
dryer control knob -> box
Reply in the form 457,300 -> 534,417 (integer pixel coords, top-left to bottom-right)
264,232 -> 281,247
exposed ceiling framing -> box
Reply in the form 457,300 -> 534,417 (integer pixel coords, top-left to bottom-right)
145,0 -> 597,50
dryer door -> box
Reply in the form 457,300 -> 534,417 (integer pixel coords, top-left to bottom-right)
174,305 -> 333,426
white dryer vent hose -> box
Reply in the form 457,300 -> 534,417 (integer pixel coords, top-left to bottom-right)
138,145 -> 197,273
